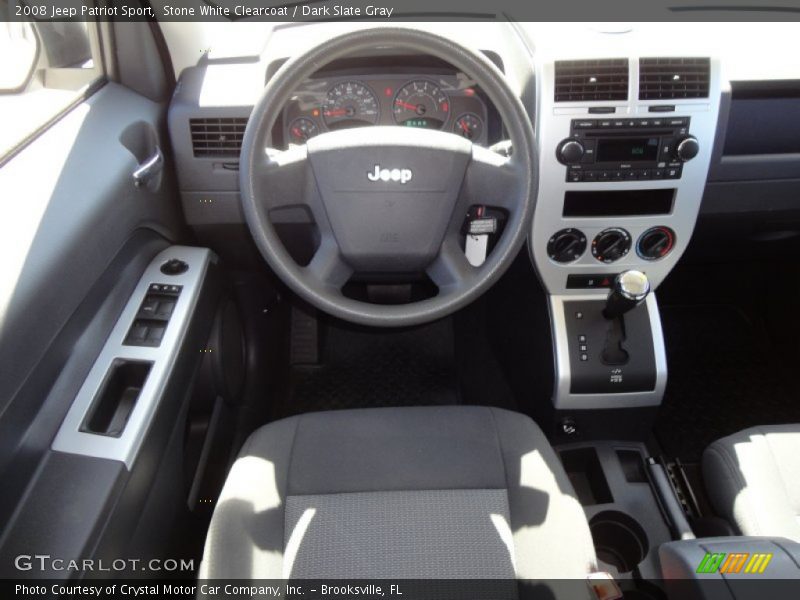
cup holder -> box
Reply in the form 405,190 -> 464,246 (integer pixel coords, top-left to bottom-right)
589,510 -> 649,574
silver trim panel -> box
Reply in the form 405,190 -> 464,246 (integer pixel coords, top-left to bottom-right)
529,57 -> 724,295
52,246 -> 212,469
549,293 -> 667,410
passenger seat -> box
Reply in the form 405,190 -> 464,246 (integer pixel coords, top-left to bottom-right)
703,424 -> 800,540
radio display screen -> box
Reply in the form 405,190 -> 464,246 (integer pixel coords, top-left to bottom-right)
596,137 -> 659,162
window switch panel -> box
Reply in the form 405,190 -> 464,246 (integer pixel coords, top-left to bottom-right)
123,284 -> 182,347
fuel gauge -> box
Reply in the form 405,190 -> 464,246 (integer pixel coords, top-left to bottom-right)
288,117 -> 319,145
453,112 -> 484,141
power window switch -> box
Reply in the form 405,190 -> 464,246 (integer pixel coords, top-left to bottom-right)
140,297 -> 159,316
147,324 -> 166,345
124,322 -> 148,346
155,300 -> 176,319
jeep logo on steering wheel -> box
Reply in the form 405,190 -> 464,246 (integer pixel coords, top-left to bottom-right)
367,165 -> 413,184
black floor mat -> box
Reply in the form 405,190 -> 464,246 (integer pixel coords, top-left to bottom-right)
655,304 -> 799,461
273,317 -> 460,418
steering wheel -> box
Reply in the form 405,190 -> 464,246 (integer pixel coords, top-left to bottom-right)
240,28 -> 537,327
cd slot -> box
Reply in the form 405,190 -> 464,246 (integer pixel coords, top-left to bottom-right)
583,128 -> 672,138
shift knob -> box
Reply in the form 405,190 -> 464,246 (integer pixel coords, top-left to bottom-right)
603,270 -> 650,320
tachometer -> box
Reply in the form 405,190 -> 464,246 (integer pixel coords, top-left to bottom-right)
322,81 -> 380,130
393,80 -> 450,130
288,117 -> 319,144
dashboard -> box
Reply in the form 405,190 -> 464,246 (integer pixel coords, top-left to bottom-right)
281,73 -> 490,147
163,21 -> 800,413
167,22 -> 800,286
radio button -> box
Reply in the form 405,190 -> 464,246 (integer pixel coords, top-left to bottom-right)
666,168 -> 681,178
667,117 -> 689,127
652,170 -> 664,179
637,170 -> 651,179
584,171 -> 598,181
574,120 -> 596,129
568,170 -> 583,182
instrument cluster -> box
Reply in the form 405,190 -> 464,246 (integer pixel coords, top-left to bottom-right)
282,74 -> 489,147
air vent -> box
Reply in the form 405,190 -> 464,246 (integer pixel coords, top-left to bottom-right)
190,117 -> 248,157
639,58 -> 710,100
554,59 -> 629,102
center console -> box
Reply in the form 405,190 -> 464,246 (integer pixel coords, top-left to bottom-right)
529,54 -> 722,425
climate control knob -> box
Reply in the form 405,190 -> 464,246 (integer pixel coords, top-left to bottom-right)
592,228 -> 632,263
674,135 -> 699,162
547,228 -> 587,263
637,226 -> 676,261
556,138 -> 585,165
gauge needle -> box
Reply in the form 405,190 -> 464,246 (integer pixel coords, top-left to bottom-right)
458,119 -> 469,134
395,100 -> 419,111
324,109 -> 348,117
292,127 -> 302,138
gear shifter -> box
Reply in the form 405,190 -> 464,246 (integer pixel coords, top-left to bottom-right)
601,271 -> 650,365
603,271 -> 651,320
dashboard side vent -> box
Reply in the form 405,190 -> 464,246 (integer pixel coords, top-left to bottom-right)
639,57 -> 710,100
554,59 -> 629,102
190,117 -> 248,157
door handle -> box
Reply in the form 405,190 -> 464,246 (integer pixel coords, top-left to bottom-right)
132,146 -> 163,188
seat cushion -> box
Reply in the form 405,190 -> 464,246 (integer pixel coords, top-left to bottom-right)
200,406 -> 596,579
703,424 -> 800,540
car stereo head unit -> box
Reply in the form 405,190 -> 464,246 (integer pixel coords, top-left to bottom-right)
556,117 -> 699,183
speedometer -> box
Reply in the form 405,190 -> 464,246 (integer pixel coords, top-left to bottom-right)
393,80 -> 450,130
322,81 -> 380,130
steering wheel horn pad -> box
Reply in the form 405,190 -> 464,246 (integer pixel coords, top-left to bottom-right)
240,27 -> 537,327
308,127 -> 472,272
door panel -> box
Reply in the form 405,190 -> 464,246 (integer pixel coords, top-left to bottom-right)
0,79 -> 187,569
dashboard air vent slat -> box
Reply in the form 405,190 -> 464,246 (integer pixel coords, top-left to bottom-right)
190,117 -> 248,157
554,59 -> 629,102
639,58 -> 710,100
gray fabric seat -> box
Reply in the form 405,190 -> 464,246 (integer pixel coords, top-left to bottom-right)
200,406 -> 596,579
703,424 -> 800,540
